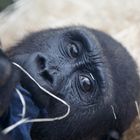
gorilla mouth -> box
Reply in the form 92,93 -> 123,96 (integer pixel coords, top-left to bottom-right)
12,62 -> 70,119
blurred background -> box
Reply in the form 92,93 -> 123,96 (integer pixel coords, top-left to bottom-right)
0,0 -> 140,139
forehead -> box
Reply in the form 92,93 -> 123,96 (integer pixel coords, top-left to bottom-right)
45,27 -> 102,52
15,26 -> 103,62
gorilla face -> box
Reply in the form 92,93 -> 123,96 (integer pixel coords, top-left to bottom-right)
7,26 -> 140,140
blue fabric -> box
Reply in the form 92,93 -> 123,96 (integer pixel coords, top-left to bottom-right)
8,85 -> 40,140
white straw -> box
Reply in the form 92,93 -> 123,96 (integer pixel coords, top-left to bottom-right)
135,100 -> 140,119
90,73 -> 95,80
2,62 -> 70,134
16,88 -> 26,118
2,118 -> 29,134
111,105 -> 117,120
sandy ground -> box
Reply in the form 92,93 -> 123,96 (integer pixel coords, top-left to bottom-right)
0,0 -> 140,139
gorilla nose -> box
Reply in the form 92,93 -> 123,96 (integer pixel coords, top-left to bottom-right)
36,53 -> 54,84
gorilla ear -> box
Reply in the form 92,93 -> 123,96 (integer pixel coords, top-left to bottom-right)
107,130 -> 120,140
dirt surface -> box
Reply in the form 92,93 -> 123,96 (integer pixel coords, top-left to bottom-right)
0,0 -> 140,139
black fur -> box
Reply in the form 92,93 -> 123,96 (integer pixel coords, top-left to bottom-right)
0,26 -> 140,140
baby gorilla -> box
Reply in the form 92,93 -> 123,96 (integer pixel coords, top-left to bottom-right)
0,26 -> 140,140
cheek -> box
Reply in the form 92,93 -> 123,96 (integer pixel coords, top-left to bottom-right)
59,81 -> 81,106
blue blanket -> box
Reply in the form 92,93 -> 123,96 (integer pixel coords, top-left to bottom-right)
7,85 -> 40,140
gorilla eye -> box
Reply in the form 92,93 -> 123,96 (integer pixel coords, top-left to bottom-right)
79,75 -> 95,93
67,43 -> 79,58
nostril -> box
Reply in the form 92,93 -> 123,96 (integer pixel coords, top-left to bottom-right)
36,55 -> 46,70
36,54 -> 54,84
40,69 -> 53,84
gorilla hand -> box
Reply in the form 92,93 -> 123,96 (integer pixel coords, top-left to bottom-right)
0,49 -> 20,116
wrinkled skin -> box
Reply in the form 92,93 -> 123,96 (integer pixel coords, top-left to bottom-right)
0,26 -> 140,140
